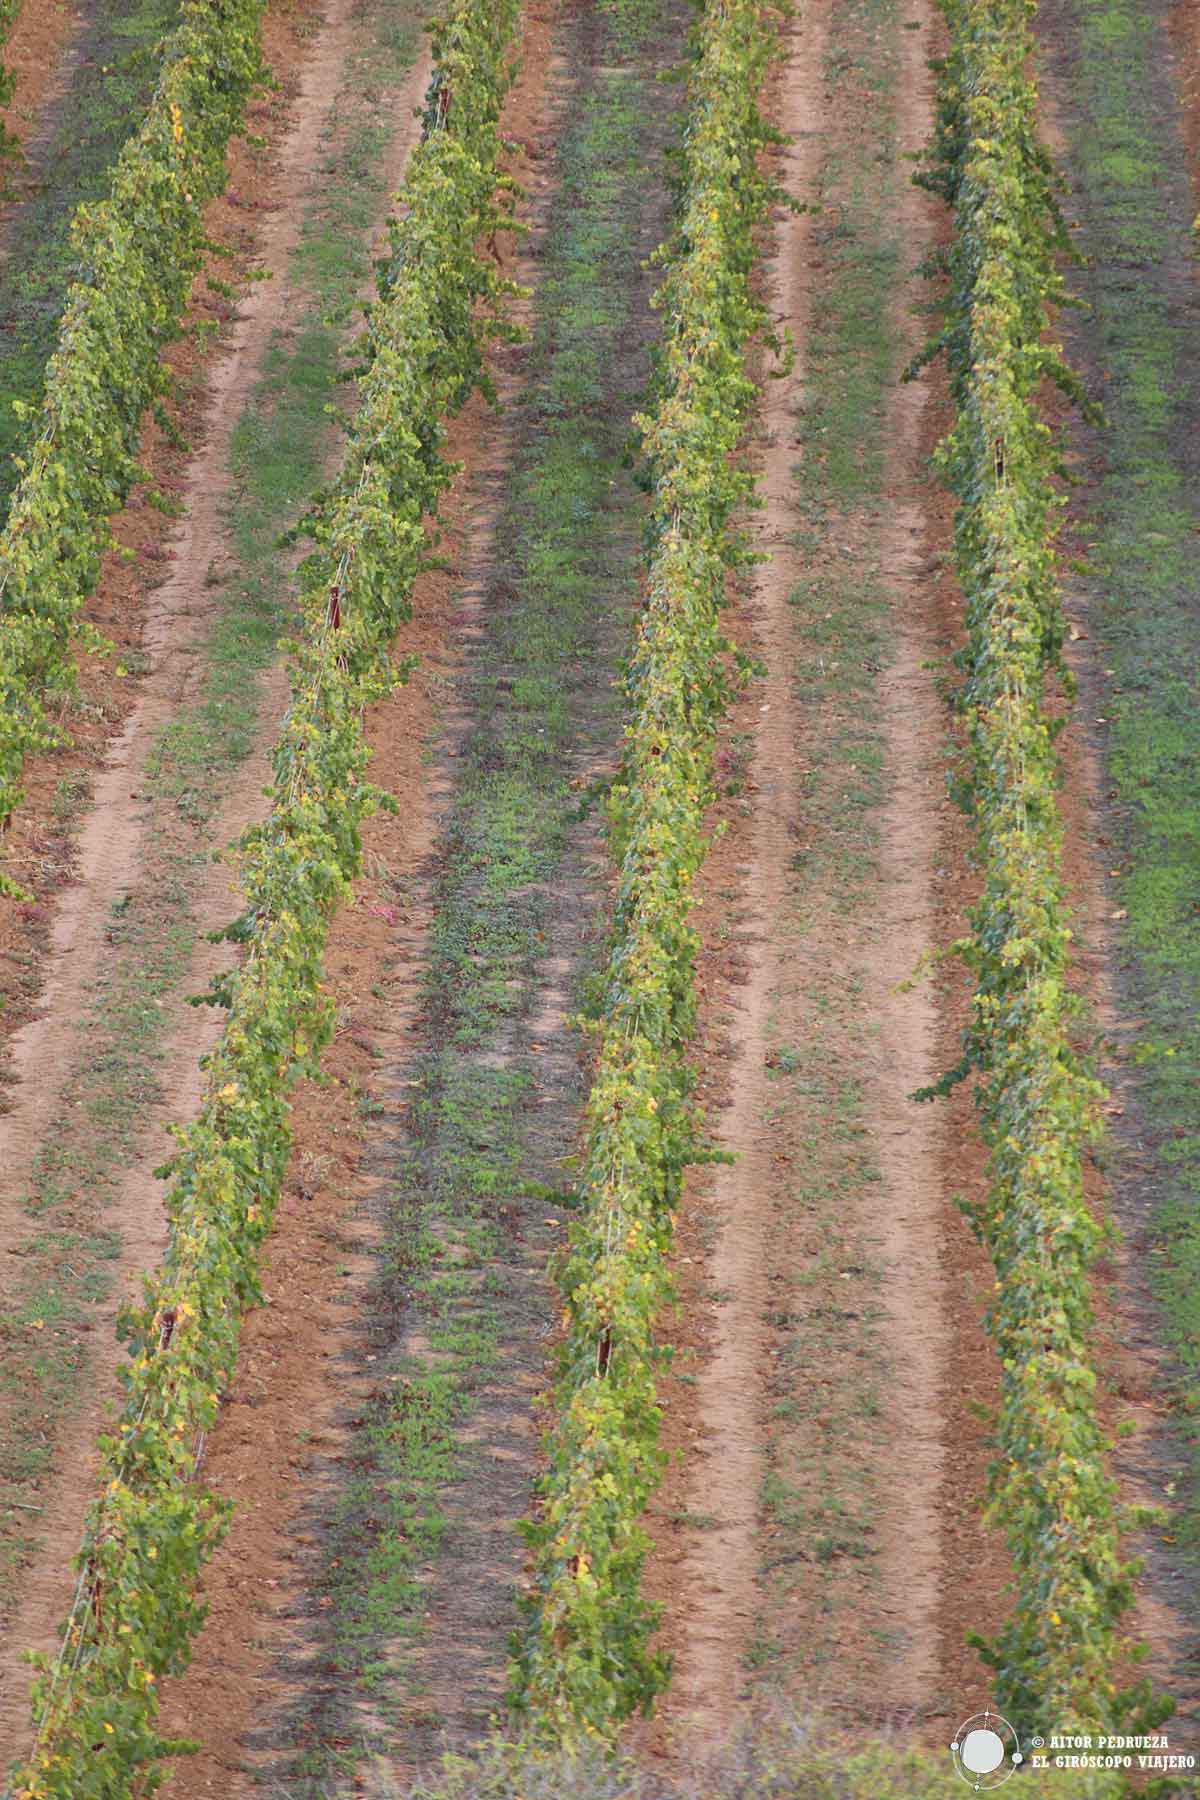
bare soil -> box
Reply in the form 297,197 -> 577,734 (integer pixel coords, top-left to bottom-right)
0,0 -> 82,164
1170,0 -> 1200,185
866,0 -> 1014,1734
656,0 -> 838,1734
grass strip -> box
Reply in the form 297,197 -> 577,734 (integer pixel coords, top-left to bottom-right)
3,3 -> 519,1792
912,0 -> 1166,1735
0,0 -> 266,859
1050,0 -> 1200,1563
508,0 -> 783,1743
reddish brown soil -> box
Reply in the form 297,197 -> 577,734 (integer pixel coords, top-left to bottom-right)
0,0 -> 81,165
1169,0 -> 1200,183
654,0 -> 838,1731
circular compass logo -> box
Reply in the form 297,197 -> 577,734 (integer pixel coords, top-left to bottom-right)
950,1711 -> 1024,1789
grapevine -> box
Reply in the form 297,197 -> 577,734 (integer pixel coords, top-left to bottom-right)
0,0 -> 267,876
508,0 -> 784,1743
912,0 -> 1169,1735
4,3 -> 519,1793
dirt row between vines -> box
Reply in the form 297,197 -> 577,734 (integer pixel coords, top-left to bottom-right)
0,0 -> 435,1761
0,0 -> 84,163
638,0 -> 1007,1759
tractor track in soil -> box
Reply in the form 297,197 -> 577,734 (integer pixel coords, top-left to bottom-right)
655,0 -> 837,1726
0,0 -> 434,1760
869,0 -> 1008,1735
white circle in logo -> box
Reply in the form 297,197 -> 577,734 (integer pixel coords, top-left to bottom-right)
961,1730 -> 1005,1776
950,1711 -> 1021,1787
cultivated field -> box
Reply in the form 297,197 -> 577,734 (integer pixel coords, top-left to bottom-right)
0,0 -> 1196,1794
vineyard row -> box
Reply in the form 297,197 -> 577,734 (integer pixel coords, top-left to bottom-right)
509,0 -> 784,1743
916,0 -> 1167,1736
7,1 -> 521,1791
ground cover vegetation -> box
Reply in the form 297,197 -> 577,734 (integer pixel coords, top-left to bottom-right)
405,1711 -> 1126,1800
3,0 -> 522,1791
0,0 -> 187,507
508,0 -> 786,1744
0,0 -> 22,165
912,0 -> 1169,1738
1049,0 -> 1200,1573
744,0 -> 914,1691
